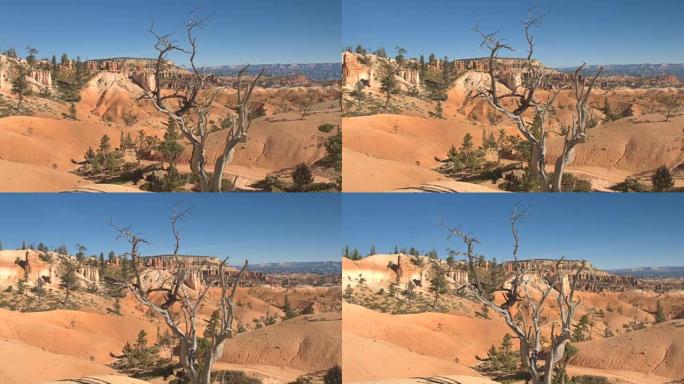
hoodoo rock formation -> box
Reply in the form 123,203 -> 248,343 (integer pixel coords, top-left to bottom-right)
499,259 -> 642,292
343,254 -> 469,290
0,250 -> 99,289
140,255 -> 269,287
84,58 -> 173,73
28,69 -> 52,89
342,52 -> 421,91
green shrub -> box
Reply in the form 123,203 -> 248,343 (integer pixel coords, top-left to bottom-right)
569,375 -> 610,384
324,365 -> 342,384
610,177 -> 648,192
318,123 -> 336,133
211,370 -> 262,384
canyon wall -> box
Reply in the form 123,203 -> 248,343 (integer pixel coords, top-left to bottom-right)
0,250 -> 99,289
140,255 -> 269,287
500,259 -> 642,292
343,253 -> 468,291
342,52 -> 420,91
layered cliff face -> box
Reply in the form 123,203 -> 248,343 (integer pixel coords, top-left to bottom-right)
140,255 -> 269,287
84,57 -> 173,73
342,254 -> 468,291
28,70 -> 52,89
0,250 -> 54,287
0,55 -> 8,90
342,52 -> 421,92
499,259 -> 642,292
0,55 -> 52,92
0,250 -> 99,289
342,52 -> 374,89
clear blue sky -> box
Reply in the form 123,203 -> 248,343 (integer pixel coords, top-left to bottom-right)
0,0 -> 341,66
0,194 -> 340,264
343,0 -> 684,67
342,194 -> 684,269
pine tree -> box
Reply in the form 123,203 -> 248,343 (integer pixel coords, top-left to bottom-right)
69,102 -> 77,120
369,245 -> 376,256
292,163 -> 314,191
59,257 -> 78,305
158,116 -> 184,168
380,63 -> 398,108
99,252 -> 106,277
343,246 -> 350,259
283,295 -> 296,319
429,262 -> 447,308
113,297 -> 122,316
435,101 -> 443,119
655,300 -> 666,323
11,67 -> 30,111
572,314 -> 590,341
652,166 -> 674,192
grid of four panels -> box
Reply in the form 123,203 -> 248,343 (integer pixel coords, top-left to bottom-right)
0,1 -> 682,384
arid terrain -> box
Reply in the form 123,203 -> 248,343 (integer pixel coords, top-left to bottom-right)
0,55 -> 341,192
0,249 -> 341,383
342,253 -> 684,384
342,51 -> 684,192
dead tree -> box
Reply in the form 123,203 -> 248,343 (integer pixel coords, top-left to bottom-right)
473,9 -> 603,192
137,15 -> 265,192
110,206 -> 248,384
446,209 -> 587,384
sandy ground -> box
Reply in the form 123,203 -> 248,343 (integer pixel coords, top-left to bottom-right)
567,366 -> 673,384
570,320 -> 684,379
0,282 -> 341,384
342,79 -> 684,192
0,338 -> 115,384
342,303 -> 513,382
0,71 -> 340,192
41,376 -> 150,384
346,376 -> 501,384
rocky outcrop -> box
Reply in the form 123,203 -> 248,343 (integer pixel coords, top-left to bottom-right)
0,55 -> 8,90
28,70 -> 52,89
85,57 -> 172,72
140,255 -> 268,287
342,52 -> 374,89
0,250 -> 56,288
342,52 -> 420,92
343,254 -> 468,291
500,259 -> 642,292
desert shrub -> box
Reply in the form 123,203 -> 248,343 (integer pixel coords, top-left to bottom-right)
263,315 -> 277,326
561,173 -> 592,192
122,110 -> 138,126
318,123 -> 336,133
211,370 -> 261,384
487,111 -> 503,125
610,177 -> 648,192
301,182 -> 338,192
437,134 -> 486,176
252,175 -> 288,192
499,168 -> 540,192
324,365 -> 342,384
569,376 -> 610,384
115,330 -> 161,370
485,334 -> 518,373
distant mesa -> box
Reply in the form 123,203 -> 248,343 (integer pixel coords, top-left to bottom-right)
248,261 -> 342,274
202,62 -> 342,82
